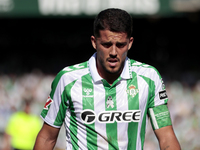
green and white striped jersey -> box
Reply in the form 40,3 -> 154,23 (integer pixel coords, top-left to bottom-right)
41,53 -> 172,150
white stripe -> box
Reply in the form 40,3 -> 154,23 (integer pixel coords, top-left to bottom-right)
71,79 -> 87,150
65,110 -> 72,149
94,83 -> 108,150
116,79 -> 128,150
50,68 -> 88,149
149,108 -> 159,129
136,75 -> 149,150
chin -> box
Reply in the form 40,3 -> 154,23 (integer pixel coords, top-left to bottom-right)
106,67 -> 121,74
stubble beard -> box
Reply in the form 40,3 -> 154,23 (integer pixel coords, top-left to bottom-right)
100,58 -> 125,75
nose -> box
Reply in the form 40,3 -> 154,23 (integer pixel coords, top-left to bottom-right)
109,45 -> 117,58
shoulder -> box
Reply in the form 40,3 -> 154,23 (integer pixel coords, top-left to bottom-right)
129,59 -> 162,81
50,61 -> 89,95
56,61 -> 88,80
54,61 -> 88,83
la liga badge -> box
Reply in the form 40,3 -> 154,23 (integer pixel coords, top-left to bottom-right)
44,96 -> 54,110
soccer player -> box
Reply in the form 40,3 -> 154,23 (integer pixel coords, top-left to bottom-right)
34,8 -> 181,150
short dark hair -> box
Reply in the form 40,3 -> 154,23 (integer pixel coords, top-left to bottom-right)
93,8 -> 133,38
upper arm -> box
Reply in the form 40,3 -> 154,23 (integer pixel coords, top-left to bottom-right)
33,122 -> 60,150
154,125 -> 181,150
39,122 -> 60,140
143,67 -> 173,130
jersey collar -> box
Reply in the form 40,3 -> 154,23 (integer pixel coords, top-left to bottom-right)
88,52 -> 132,83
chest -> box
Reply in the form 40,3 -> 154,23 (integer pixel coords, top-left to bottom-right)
68,77 -> 149,114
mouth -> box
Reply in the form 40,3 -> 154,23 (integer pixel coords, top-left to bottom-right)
107,58 -> 119,67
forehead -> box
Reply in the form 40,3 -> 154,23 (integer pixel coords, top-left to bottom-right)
97,30 -> 128,41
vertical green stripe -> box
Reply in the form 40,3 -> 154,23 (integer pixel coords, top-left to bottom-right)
66,80 -> 79,150
127,72 -> 139,150
140,106 -> 148,150
139,75 -> 156,108
140,93 -> 150,149
82,74 -> 97,150
103,80 -> 119,150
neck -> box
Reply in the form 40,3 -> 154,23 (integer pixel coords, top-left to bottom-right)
100,72 -> 120,85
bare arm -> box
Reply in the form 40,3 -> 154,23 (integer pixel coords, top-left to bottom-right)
2,133 -> 12,150
33,122 -> 60,150
154,125 -> 181,150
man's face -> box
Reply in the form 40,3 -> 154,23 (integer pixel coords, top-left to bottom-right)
91,30 -> 133,75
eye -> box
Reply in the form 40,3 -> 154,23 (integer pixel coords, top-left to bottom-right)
101,42 -> 112,48
116,43 -> 126,48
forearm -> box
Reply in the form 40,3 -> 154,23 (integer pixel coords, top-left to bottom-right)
155,126 -> 181,150
159,137 -> 181,150
2,133 -> 12,150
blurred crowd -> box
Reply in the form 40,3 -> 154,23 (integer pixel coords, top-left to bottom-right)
0,71 -> 199,150
144,79 -> 200,150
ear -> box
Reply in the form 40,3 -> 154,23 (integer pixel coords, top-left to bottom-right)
91,36 -> 97,50
128,37 -> 134,50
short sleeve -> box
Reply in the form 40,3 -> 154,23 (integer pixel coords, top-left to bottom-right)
147,68 -> 172,130
148,68 -> 168,108
40,71 -> 68,128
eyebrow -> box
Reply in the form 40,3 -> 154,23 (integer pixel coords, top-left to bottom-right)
116,42 -> 127,45
101,41 -> 112,44
100,41 -> 127,45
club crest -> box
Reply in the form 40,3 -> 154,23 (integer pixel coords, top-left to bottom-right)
126,85 -> 139,98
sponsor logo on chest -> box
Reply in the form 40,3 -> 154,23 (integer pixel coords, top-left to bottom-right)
80,109 -> 141,124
